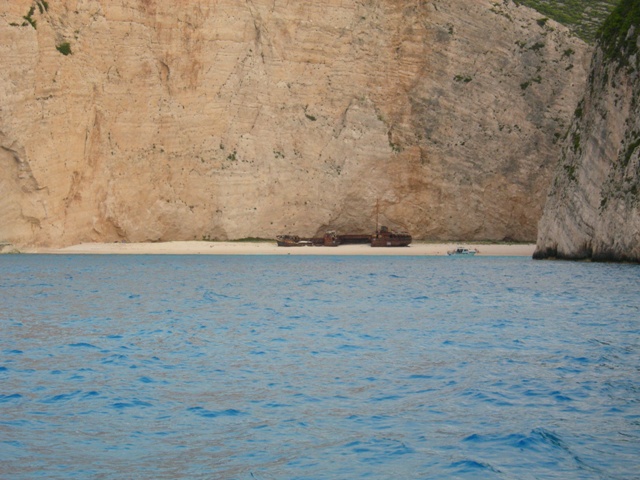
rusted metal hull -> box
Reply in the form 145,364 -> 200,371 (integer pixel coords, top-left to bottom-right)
370,234 -> 412,247
338,234 -> 372,245
276,235 -> 313,247
370,226 -> 412,247
277,229 -> 411,248
278,226 -> 411,247
323,231 -> 340,246
323,233 -> 373,246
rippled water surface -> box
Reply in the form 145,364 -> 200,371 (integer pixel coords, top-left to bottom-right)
1,254 -> 639,479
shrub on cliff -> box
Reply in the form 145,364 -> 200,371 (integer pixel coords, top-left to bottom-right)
597,0 -> 640,68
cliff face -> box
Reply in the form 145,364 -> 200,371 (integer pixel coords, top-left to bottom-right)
534,0 -> 640,262
0,0 -> 589,247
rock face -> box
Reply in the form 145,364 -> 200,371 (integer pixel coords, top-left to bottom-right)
0,0 -> 589,247
534,0 -> 640,262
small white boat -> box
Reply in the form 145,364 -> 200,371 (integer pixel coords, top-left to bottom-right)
447,246 -> 479,256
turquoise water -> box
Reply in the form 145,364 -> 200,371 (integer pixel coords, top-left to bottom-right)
1,255 -> 639,479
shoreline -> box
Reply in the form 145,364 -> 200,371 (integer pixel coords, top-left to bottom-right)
19,241 -> 536,257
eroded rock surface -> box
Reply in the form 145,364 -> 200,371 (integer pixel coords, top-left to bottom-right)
1,0 -> 589,246
535,0 -> 640,262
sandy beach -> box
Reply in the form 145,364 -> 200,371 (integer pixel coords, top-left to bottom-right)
22,241 -> 536,256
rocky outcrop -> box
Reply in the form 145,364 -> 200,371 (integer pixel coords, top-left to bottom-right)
534,0 -> 640,262
0,0 -> 589,247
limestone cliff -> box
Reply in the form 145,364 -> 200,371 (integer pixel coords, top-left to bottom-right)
0,0 -> 589,247
534,0 -> 640,262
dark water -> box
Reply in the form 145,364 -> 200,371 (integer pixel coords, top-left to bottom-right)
1,255 -> 639,479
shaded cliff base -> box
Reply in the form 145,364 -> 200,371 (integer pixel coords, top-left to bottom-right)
533,245 -> 640,263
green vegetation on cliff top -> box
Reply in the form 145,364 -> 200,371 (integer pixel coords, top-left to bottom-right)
597,0 -> 640,64
514,0 -> 620,43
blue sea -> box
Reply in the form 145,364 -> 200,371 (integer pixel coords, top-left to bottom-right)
1,254 -> 639,479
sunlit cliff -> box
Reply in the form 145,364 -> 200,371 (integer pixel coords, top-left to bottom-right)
0,0 -> 589,247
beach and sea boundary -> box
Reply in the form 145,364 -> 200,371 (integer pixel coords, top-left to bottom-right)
19,242 -> 536,256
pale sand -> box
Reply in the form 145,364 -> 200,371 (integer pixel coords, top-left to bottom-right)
24,241 -> 536,256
